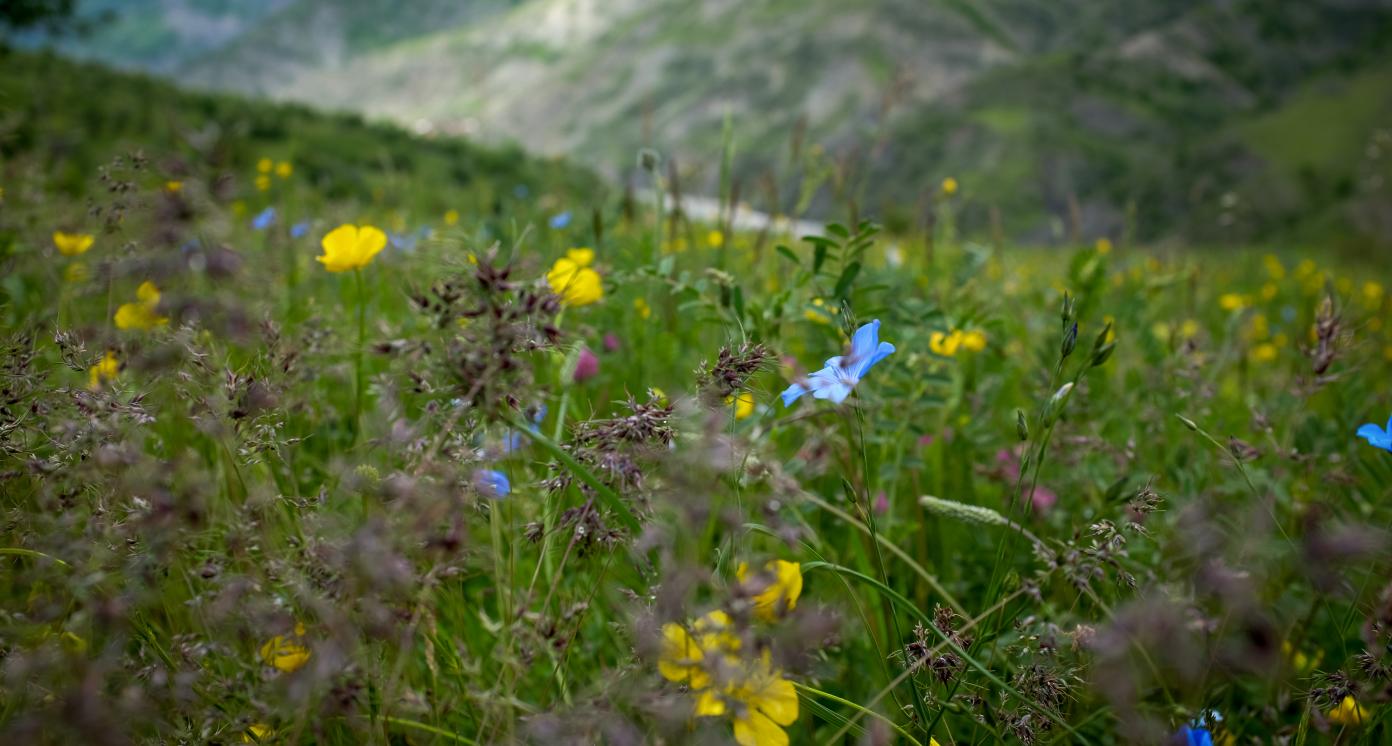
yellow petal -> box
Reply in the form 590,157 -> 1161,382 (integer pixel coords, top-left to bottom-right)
565,247 -> 595,267
136,281 -> 161,305
733,711 -> 789,746
694,690 -> 726,717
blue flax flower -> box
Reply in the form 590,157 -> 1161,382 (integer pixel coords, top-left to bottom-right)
290,221 -> 310,239
780,319 -> 895,406
252,207 -> 276,231
1357,414 -> 1392,452
474,469 -> 511,498
549,211 -> 572,229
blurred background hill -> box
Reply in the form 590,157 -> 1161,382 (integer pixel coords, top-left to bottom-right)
9,0 -> 1392,247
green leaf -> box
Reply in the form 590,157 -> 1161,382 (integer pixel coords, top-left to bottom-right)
833,262 -> 861,299
775,244 -> 800,265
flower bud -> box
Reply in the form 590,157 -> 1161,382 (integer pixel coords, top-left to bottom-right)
1061,322 -> 1078,359
1016,409 -> 1029,441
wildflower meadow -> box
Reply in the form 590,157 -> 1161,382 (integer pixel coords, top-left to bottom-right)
3,25 -> 1392,746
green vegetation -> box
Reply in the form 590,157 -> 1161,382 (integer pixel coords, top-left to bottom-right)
3,42 -> 1392,746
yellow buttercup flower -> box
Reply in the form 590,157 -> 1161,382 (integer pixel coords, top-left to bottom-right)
242,723 -> 274,743
275,161 -> 292,178
1250,343 -> 1277,363
259,622 -> 311,673
708,229 -> 726,249
658,610 -> 740,689
114,281 -> 169,330
88,350 -> 120,390
634,297 -> 652,320
1364,281 -> 1384,310
53,231 -> 94,256
941,177 -> 958,195
1219,293 -> 1250,312
444,208 -> 460,226
1094,237 -> 1112,255
1282,640 -> 1321,674
1179,319 -> 1201,339
1327,696 -> 1367,726
255,175 -> 271,192
693,652 -> 799,746
317,224 -> 387,272
728,391 -> 755,420
736,560 -> 802,621
165,180 -> 183,193
546,248 -> 603,307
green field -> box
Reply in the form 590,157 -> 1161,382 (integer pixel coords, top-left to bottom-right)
3,49 -> 1392,745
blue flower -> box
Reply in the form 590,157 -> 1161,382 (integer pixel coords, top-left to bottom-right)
1178,725 -> 1214,746
1357,415 -> 1392,452
514,184 -> 530,199
780,319 -> 895,406
474,469 -> 511,498
389,231 -> 418,252
290,221 -> 310,238
252,207 -> 276,231
549,211 -> 572,229
503,405 -> 547,454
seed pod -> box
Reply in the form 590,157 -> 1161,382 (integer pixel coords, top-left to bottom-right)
1016,409 -> 1029,442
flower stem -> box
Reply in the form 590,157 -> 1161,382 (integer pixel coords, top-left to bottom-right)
353,267 -> 367,441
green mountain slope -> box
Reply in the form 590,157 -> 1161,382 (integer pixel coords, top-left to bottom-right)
0,47 -> 599,213
22,0 -> 1392,245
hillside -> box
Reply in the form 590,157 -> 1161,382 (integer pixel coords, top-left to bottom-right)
23,0 -> 1392,245
0,46 -> 600,218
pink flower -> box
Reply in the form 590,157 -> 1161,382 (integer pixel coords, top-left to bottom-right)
603,332 -> 620,352
873,491 -> 889,514
573,348 -> 600,383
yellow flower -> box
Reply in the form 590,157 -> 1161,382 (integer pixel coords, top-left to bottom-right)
930,330 -> 963,357
694,654 -> 799,746
242,723 -> 274,743
444,208 -> 460,226
257,158 -> 273,174
736,560 -> 802,621
255,175 -> 271,192
1260,282 -> 1278,301
634,297 -> 652,320
65,261 -> 90,284
658,610 -> 740,689
728,391 -> 755,420
88,350 -> 120,390
1094,237 -> 1112,255
317,224 -> 387,272
546,248 -> 603,307
1327,696 -> 1367,726
707,229 -> 726,248
803,298 -> 835,325
165,180 -> 183,193
1249,313 -> 1269,340
961,329 -> 988,352
1250,343 -> 1277,363
259,622 -> 311,673
275,161 -> 292,178
663,236 -> 689,254
53,231 -> 94,256
1263,254 -> 1286,280
114,281 -> 170,330
941,177 -> 958,195
1282,641 -> 1321,674
1151,321 -> 1172,342
1219,293 -> 1250,312
1179,319 -> 1201,339
1364,281 -> 1384,310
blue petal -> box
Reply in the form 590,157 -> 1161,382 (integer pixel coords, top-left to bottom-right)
780,382 -> 808,406
475,469 -> 510,498
853,341 -> 895,379
1357,423 -> 1392,451
849,320 -> 880,363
